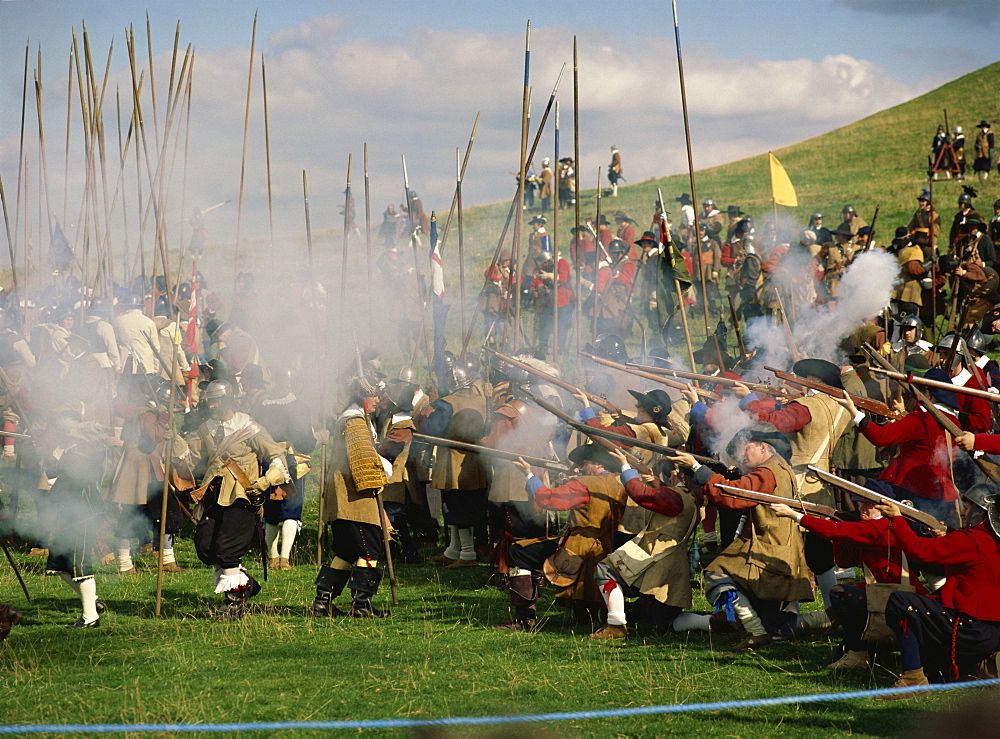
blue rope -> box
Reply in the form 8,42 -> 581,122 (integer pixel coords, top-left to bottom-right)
3,677 -> 998,733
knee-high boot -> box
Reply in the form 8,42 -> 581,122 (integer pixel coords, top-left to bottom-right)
312,565 -> 350,617
348,566 -> 390,618
494,573 -> 540,631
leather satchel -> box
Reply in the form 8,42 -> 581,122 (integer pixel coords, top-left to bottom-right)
860,552 -> 915,644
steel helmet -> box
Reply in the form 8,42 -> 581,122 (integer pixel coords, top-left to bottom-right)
893,313 -> 923,330
607,239 -> 629,255
965,329 -> 990,353
203,379 -> 235,401
962,483 -> 1000,536
959,192 -> 973,206
810,211 -> 823,221
586,333 -> 629,363
841,204 -> 857,216
702,198 -> 715,208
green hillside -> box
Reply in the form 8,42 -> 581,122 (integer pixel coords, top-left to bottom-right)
464,60 -> 1000,249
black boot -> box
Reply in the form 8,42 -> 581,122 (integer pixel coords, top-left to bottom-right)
348,566 -> 390,618
213,576 -> 261,622
312,565 -> 350,617
494,573 -> 539,631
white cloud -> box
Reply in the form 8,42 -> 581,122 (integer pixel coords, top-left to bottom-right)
1,17 -> 922,257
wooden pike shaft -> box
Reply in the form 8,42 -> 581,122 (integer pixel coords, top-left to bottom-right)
262,54 -> 275,274
437,112 -> 480,253
774,290 -> 801,362
302,171 -> 314,272
509,21 -> 531,353
0,176 -> 17,286
459,62 -> 563,358
13,42 -> 30,264
572,36 -> 582,356
340,154 -> 353,374
658,187 -> 696,370
233,11 -> 258,277
712,483 -> 840,520
457,149 -> 468,358
364,144 -> 374,343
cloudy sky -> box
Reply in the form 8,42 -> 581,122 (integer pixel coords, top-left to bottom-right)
1,0 -> 998,254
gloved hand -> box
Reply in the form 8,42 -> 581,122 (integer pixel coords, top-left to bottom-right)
244,478 -> 269,506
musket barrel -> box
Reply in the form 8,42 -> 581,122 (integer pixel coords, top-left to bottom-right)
868,365 -> 1000,404
580,352 -> 722,401
485,347 -> 618,413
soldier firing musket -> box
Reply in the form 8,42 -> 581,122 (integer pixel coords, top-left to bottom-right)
764,365 -> 904,420
580,351 -> 721,401
629,362 -> 788,400
412,432 -> 570,474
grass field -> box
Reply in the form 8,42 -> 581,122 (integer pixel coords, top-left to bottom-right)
2,483 -> 994,737
5,61 -> 1000,738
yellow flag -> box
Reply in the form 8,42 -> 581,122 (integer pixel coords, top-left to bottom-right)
769,153 -> 797,207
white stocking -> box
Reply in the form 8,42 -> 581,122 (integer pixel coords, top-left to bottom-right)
279,519 -> 299,559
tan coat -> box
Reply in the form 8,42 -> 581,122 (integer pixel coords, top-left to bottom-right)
892,244 -> 926,305
430,382 -> 489,491
190,413 -> 286,507
787,394 -> 850,508
608,489 -> 699,606
558,473 -> 629,602
705,457 -> 813,602
324,408 -> 389,525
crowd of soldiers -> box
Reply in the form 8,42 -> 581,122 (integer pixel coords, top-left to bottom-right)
3,182 -> 1000,704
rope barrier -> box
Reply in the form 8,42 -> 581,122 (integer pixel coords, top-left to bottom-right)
2,677 -> 998,733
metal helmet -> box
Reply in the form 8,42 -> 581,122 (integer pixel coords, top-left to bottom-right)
451,355 -> 479,389
965,329 -> 990,353
607,238 -> 629,255
397,365 -> 418,384
954,126 -> 963,135
538,250 -> 555,265
177,282 -> 192,301
935,334 -> 970,363
589,333 -> 629,363
203,379 -> 235,401
958,192 -> 973,206
809,211 -> 823,222
962,483 -> 1000,536
841,204 -> 857,216
893,313 -> 923,330
385,378 -> 418,411
702,198 -> 715,208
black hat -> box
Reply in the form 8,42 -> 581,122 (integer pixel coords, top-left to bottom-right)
675,193 -> 693,205
597,215 -> 611,226
894,226 -> 909,239
567,443 -> 622,473
979,120 -> 991,128
205,318 -> 226,339
726,421 -> 792,463
635,231 -> 658,245
726,205 -> 744,217
627,388 -> 673,427
792,358 -> 844,389
529,216 -> 546,226
856,226 -> 872,236
981,305 -> 1000,335
613,210 -> 630,221
923,367 -> 960,410
692,339 -> 734,369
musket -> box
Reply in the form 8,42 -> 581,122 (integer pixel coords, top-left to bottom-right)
580,351 -> 722,401
484,347 -> 619,413
355,338 -> 398,606
867,366 -> 1000,404
765,365 -> 903,420
861,205 -> 879,253
518,386 -> 719,469
908,384 -> 1000,484
727,294 -> 746,358
712,483 -> 841,521
412,433 -> 570,473
627,362 -> 788,399
518,386 -> 652,475
805,466 -> 948,533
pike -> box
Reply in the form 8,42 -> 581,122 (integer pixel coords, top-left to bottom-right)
628,362 -> 787,399
484,346 -> 619,413
580,351 -> 722,401
456,148 -> 468,357
232,11 -> 257,278
573,36 -> 582,355
727,294 -> 746,358
806,466 -> 948,533
774,291 -> 801,363
354,341 -> 398,606
262,53 -> 275,274
765,365 -> 903,419
712,483 -> 841,521
658,187 -> 697,370
518,387 -> 653,475
363,144 -> 374,345
508,21 -> 531,352
412,433 -> 570,473
866,365 -> 1000,404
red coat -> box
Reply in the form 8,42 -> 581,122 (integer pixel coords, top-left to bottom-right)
799,515 -> 925,593
859,408 -> 958,501
952,365 -> 992,433
623,476 -> 685,516
890,518 -> 1000,621
702,465 -> 777,510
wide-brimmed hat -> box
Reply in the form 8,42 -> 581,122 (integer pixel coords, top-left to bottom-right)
692,339 -> 734,369
627,388 -> 673,427
529,216 -> 547,226
726,205 -> 744,217
567,443 -> 622,473
675,193 -> 693,205
855,477 -> 897,504
635,230 -> 658,245
978,120 -> 991,128
792,358 -> 844,390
